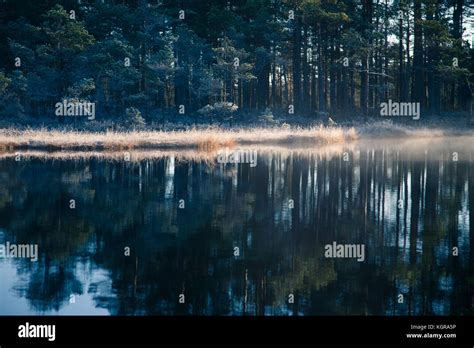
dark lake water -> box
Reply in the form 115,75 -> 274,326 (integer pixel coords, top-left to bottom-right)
0,142 -> 473,315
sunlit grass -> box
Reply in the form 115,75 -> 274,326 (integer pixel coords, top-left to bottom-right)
2,135 -> 474,163
0,121 -> 466,153
0,125 -> 358,151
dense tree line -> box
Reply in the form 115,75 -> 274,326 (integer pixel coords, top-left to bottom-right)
0,0 -> 473,122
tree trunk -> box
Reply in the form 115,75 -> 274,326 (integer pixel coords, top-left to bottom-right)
398,2 -> 404,101
303,24 -> 310,114
412,0 -> 424,110
317,24 -> 326,112
360,0 -> 372,118
293,16 -> 302,113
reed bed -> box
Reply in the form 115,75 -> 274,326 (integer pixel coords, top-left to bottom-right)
0,126 -> 358,151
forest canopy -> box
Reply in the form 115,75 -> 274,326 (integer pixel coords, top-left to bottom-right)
0,0 -> 473,123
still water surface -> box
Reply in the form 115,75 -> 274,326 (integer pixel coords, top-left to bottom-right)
0,142 -> 473,315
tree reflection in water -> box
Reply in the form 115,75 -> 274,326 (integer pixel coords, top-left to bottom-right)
0,146 -> 472,315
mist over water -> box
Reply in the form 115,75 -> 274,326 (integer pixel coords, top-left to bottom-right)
0,140 -> 473,315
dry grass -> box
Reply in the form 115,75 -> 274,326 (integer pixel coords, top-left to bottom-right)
0,122 -> 469,153
0,130 -> 474,166
3,135 -> 474,163
0,125 -> 358,152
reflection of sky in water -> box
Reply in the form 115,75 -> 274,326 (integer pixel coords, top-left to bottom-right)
0,258 -> 110,315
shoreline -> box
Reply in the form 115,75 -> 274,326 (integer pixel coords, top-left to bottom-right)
0,122 -> 473,152
0,125 -> 357,152
2,136 -> 473,163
